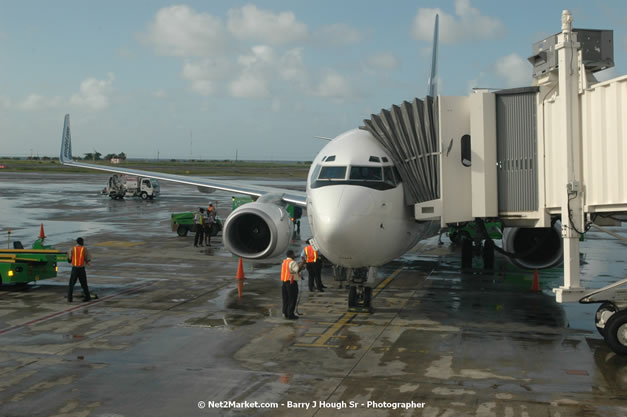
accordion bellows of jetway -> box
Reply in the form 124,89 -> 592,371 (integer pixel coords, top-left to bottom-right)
361,97 -> 440,206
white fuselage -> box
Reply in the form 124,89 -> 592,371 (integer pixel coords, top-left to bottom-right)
306,129 -> 434,268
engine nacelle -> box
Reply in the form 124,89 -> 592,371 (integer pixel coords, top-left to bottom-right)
502,222 -> 563,270
223,202 -> 293,259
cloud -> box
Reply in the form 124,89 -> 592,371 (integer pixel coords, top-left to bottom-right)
227,4 -> 308,44
278,48 -> 310,88
315,23 -> 362,46
17,94 -> 63,111
364,53 -> 399,73
70,73 -> 115,110
143,5 -> 228,57
313,70 -> 353,101
411,0 -> 504,44
153,89 -> 167,98
228,45 -> 276,98
181,57 -> 232,95
495,54 -> 530,87
229,72 -> 270,98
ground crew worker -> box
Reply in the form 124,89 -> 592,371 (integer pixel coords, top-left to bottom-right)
301,239 -> 323,292
281,250 -> 303,320
67,237 -> 92,302
204,206 -> 214,246
194,207 -> 205,247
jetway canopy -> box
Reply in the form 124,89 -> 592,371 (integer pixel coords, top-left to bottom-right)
361,97 -> 439,206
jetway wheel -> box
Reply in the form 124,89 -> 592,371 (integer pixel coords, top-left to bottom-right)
461,233 -> 473,269
604,310 -> 627,356
595,302 -> 618,337
483,240 -> 495,270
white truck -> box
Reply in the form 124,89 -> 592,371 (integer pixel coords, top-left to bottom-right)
103,174 -> 160,200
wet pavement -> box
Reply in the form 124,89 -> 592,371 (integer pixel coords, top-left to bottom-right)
0,172 -> 626,417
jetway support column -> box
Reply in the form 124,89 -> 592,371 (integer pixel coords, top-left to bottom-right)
553,10 -> 586,303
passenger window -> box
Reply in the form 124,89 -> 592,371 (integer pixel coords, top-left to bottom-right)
349,166 -> 382,181
319,166 -> 346,180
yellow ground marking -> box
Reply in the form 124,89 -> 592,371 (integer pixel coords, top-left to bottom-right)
296,266 -> 403,349
93,241 -> 143,248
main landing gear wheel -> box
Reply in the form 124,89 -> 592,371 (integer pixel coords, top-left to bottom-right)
604,310 -> 627,356
595,302 -> 618,337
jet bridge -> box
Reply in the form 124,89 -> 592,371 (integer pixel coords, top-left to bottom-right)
363,10 -> 627,305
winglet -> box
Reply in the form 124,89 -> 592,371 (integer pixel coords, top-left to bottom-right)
60,114 -> 72,163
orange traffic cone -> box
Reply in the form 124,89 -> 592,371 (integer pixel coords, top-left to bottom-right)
39,223 -> 46,239
530,269 -> 540,292
236,258 -> 245,300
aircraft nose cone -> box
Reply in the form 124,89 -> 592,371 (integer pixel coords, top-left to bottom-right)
311,186 -> 375,266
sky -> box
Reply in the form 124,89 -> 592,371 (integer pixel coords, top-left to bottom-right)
0,0 -> 626,161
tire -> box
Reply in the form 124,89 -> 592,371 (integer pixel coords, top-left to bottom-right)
604,310 -> 627,355
177,225 -> 189,237
140,191 -> 148,200
461,233 -> 473,269
596,302 -> 617,337
482,239 -> 495,270
348,286 -> 357,307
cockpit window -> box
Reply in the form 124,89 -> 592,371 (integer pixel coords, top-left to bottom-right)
311,164 -> 399,191
383,166 -> 396,186
325,155 -> 336,162
349,166 -> 382,181
318,166 -> 346,180
382,157 -> 389,162
368,156 -> 380,162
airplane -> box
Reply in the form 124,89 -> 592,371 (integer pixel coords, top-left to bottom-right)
57,15 -> 563,310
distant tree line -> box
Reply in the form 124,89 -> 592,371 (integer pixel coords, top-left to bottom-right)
81,152 -> 127,161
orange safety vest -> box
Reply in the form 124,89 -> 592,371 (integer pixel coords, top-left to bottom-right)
304,245 -> 317,263
281,258 -> 295,283
72,246 -> 85,267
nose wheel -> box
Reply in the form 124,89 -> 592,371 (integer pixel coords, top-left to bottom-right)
347,268 -> 373,313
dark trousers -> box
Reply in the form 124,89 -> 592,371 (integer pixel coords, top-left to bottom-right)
204,224 -> 212,245
68,267 -> 90,301
282,281 -> 298,318
307,262 -> 323,291
194,225 -> 204,246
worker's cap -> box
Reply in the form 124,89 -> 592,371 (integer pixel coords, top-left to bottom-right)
76,237 -> 84,245
286,249 -> 295,258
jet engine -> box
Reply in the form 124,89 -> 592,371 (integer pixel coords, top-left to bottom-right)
222,201 -> 293,259
502,222 -> 563,270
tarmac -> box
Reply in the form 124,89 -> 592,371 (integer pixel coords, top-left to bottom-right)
0,172 -> 626,417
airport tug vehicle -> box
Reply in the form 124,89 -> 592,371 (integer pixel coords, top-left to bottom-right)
0,230 -> 66,285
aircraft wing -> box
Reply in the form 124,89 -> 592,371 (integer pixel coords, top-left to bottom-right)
59,115 -> 307,207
